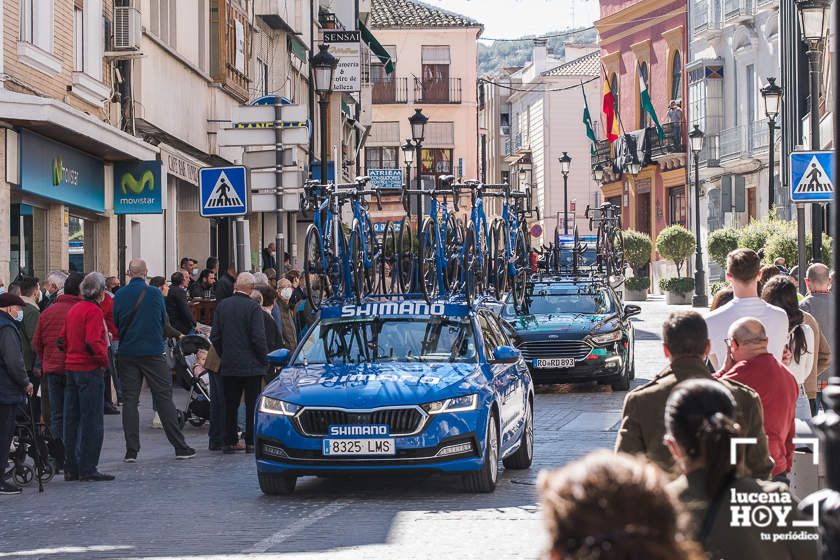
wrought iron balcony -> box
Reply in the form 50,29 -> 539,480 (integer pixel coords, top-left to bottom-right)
719,126 -> 744,161
371,77 -> 408,104
750,118 -> 769,152
646,122 -> 686,159
414,77 -> 462,104
504,132 -> 524,157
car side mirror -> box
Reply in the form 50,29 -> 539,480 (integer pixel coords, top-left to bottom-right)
499,319 -> 517,338
623,304 -> 641,319
493,345 -> 521,364
267,348 -> 291,366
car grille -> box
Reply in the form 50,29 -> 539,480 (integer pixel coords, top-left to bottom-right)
295,407 -> 426,437
519,340 -> 591,360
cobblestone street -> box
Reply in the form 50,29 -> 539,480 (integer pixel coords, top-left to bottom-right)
1,298 -> 675,560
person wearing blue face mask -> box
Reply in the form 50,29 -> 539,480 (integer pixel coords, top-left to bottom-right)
0,292 -> 34,495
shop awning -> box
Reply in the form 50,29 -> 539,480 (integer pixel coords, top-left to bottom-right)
360,21 -> 394,74
0,89 -> 158,162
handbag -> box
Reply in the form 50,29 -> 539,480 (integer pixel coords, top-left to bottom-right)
205,344 -> 221,374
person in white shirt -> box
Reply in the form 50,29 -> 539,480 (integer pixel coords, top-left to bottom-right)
705,248 -> 789,370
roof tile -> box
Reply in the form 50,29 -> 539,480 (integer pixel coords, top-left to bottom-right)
369,0 -> 482,29
542,51 -> 600,77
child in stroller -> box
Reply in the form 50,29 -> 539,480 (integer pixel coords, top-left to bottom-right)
172,335 -> 212,429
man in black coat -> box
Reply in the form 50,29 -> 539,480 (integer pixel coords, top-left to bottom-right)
210,273 -> 268,454
166,272 -> 196,334
262,243 -> 277,272
214,262 -> 237,301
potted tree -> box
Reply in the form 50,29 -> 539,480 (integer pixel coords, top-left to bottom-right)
623,230 -> 653,301
656,225 -> 696,305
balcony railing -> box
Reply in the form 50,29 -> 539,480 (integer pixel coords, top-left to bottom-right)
591,139 -> 612,170
647,122 -> 686,158
719,126 -> 744,160
723,0 -> 754,21
414,77 -> 462,104
372,77 -> 408,104
504,132 -> 525,156
750,118 -> 769,152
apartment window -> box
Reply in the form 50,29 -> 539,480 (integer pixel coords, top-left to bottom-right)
638,61 -> 649,128
668,186 -> 687,226
365,147 -> 399,171
150,0 -> 177,48
746,63 -> 755,124
257,58 -> 269,97
20,0 -> 52,52
74,6 -> 84,72
421,46 -> 450,102
424,122 -> 455,146
368,122 -> 401,145
671,51 -> 682,102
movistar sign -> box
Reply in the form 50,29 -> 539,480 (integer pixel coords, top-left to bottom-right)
52,158 -> 80,187
113,161 -> 163,215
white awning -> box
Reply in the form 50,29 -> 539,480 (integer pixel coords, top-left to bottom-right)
0,88 -> 158,161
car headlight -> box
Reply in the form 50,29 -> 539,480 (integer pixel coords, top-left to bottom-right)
422,394 -> 478,414
590,330 -> 623,345
258,396 -> 301,416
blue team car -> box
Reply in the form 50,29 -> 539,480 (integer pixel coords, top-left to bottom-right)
254,299 -> 534,495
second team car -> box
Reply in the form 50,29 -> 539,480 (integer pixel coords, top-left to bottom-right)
501,275 -> 639,390
254,298 -> 534,495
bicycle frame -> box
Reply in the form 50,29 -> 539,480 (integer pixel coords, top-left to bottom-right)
310,187 -> 352,298
427,193 -> 455,295
461,185 -> 491,283
500,197 -> 523,277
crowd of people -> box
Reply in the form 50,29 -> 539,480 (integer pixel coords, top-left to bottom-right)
0,253 -> 314,494
539,248 -> 827,559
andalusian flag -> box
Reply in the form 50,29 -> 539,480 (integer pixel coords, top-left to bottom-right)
638,65 -> 663,139
602,80 -> 620,143
582,84 -> 596,154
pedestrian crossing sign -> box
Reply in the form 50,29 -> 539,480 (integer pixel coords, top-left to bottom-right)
199,166 -> 248,217
790,151 -> 835,203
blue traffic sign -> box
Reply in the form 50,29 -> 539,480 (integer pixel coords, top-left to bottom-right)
790,151 -> 834,203
199,166 -> 248,217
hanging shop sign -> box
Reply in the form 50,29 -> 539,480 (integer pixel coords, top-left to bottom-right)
113,161 -> 163,214
324,30 -> 361,92
19,130 -> 104,212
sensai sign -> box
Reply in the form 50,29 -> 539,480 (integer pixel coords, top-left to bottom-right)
324,31 -> 361,92
19,130 -> 105,212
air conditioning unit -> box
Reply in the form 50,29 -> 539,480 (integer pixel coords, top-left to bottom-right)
113,6 -> 141,50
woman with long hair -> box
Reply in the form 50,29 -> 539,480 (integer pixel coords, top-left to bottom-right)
665,379 -> 816,559
761,275 -> 829,415
539,450 -> 704,560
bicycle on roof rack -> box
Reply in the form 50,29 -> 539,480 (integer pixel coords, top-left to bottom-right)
404,175 -> 464,301
456,180 -> 494,307
485,183 -> 531,311
585,202 -> 625,278
302,179 -> 350,309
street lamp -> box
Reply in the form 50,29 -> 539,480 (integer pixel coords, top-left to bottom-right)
408,109 -> 428,227
311,44 -> 338,186
626,160 -> 642,177
761,77 -> 783,212
558,152 -> 572,234
795,0 -> 830,263
689,125 -> 708,307
592,163 -> 604,184
402,139 -> 415,198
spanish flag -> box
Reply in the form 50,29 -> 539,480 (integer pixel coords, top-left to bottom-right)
603,80 -> 620,143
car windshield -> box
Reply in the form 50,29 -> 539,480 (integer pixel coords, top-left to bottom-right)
503,287 -> 615,316
294,316 -> 478,365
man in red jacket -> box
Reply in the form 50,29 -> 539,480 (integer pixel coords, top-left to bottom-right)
59,272 -> 113,482
33,272 -> 83,441
99,288 -> 120,415
715,317 -> 799,482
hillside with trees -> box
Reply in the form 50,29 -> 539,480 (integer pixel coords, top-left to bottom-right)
477,27 -> 598,76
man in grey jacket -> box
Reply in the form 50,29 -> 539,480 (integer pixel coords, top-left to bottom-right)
210,272 -> 267,454
801,263 -> 833,409
0,293 -> 34,495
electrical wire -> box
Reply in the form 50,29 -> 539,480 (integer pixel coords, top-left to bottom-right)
479,75 -> 599,93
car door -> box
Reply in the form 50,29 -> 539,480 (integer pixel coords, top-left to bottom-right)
490,315 -> 527,442
477,312 -> 515,440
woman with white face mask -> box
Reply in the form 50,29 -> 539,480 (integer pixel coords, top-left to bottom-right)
276,281 -> 297,351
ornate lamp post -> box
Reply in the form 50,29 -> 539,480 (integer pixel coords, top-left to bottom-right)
402,139 -> 415,192
689,125 -> 708,307
592,163 -> 605,184
795,0 -> 830,263
408,109 -> 428,229
558,152 -> 572,234
311,44 -> 338,186
760,77 -> 783,212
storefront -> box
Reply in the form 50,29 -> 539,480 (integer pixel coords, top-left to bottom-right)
11,130 -> 107,278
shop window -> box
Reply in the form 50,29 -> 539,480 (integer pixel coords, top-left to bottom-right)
420,148 -> 453,175
668,186 -> 687,226
365,147 -> 399,172
10,204 -> 48,281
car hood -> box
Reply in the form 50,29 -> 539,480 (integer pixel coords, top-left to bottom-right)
509,313 -> 619,339
263,362 -> 484,408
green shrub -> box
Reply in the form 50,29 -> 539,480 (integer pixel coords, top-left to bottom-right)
764,230 -> 799,269
623,230 -> 653,270
659,277 -> 695,294
739,218 -> 777,254
710,281 -> 729,295
656,225 -> 696,277
707,228 -> 739,269
625,276 -> 650,291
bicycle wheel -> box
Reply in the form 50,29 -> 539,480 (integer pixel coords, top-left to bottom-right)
332,225 -> 349,300
462,225 -> 477,307
611,228 -> 626,276
572,227 -> 580,274
475,223 -> 491,295
491,219 -> 508,299
596,223 -> 606,274
444,214 -> 463,293
380,221 -> 398,295
363,217 -> 380,294
512,232 -> 528,311
419,217 -> 439,301
397,218 -> 414,293
303,225 -> 327,309
350,223 -> 365,305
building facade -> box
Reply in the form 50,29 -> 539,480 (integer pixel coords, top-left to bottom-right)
594,0 -> 689,286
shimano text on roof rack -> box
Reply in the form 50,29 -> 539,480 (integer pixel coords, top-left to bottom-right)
340,301 -> 446,317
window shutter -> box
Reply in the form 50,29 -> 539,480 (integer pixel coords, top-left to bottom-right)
421,46 -> 450,64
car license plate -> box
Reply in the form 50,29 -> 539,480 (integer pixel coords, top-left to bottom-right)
534,358 -> 575,368
322,438 -> 396,456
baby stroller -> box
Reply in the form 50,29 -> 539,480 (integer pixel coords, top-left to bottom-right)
3,397 -> 58,491
173,335 -> 212,429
